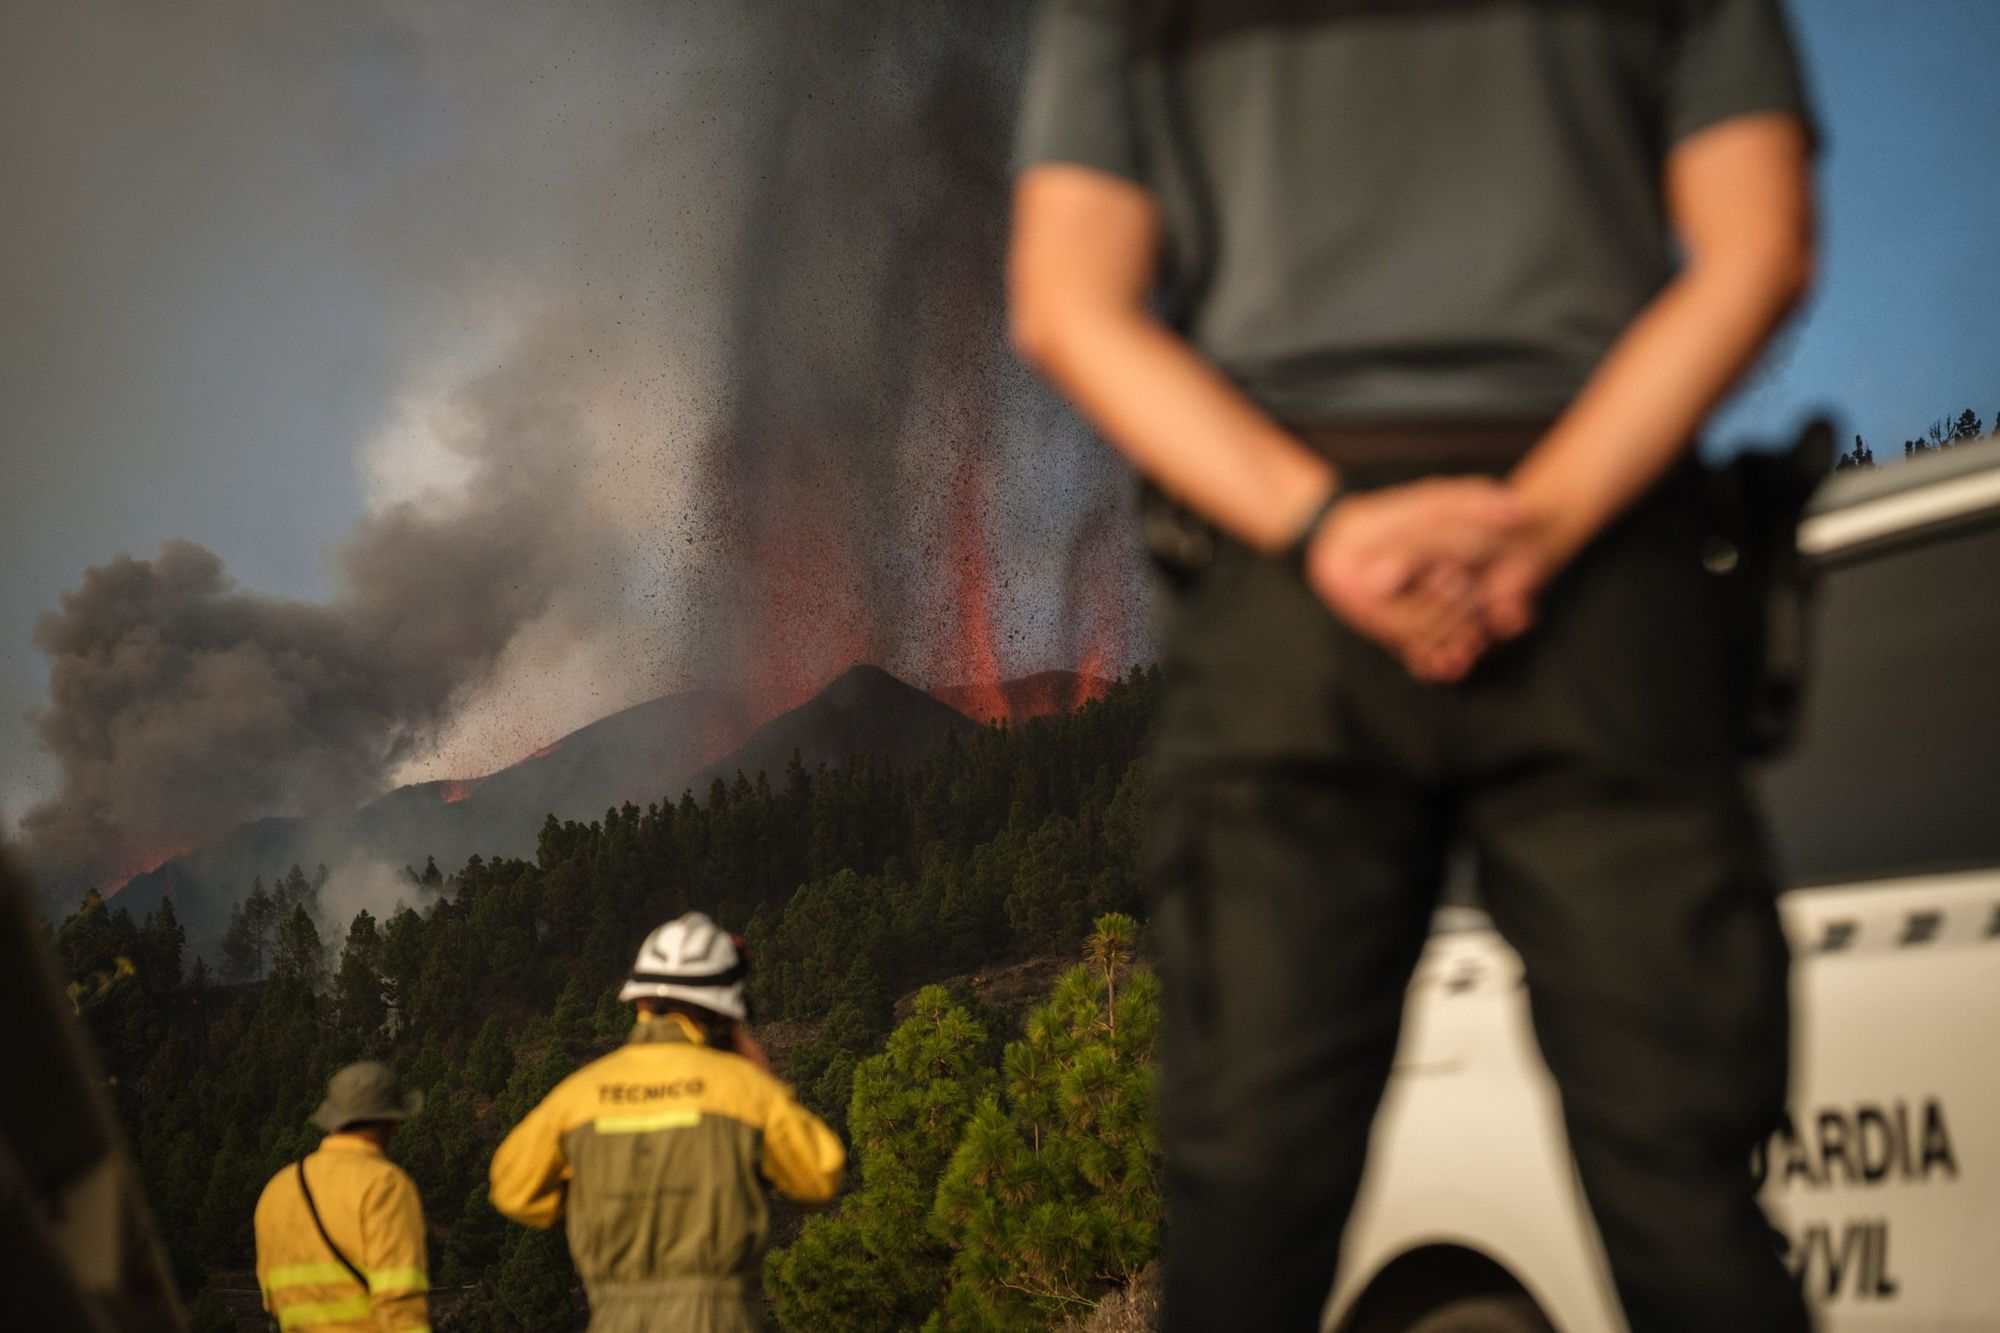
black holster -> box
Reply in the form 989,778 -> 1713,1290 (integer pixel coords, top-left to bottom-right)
1700,418 -> 1834,758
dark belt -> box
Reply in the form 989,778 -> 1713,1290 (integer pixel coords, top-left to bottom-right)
1141,420 -> 1555,577
1290,420 -> 1551,476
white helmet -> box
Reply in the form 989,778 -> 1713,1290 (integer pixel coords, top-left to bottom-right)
617,912 -> 749,1021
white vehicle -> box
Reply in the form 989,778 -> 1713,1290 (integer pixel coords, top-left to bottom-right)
1327,441 -> 2000,1332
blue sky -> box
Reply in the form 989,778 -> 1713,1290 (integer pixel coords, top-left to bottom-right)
1711,0 -> 2000,457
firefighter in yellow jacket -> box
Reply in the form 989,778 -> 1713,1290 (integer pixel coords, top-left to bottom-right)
254,1061 -> 430,1332
490,912 -> 845,1332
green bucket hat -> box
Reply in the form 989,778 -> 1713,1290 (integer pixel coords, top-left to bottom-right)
311,1061 -> 424,1133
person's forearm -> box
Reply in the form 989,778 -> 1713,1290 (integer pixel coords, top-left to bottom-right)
1018,303 -> 1335,552
1508,249 -> 1809,567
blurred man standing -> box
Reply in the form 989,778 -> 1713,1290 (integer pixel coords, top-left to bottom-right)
1011,0 -> 1817,1328
254,1061 -> 430,1332
490,913 -> 844,1333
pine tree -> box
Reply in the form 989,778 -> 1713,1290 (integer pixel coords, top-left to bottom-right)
1084,913 -> 1137,1033
551,976 -> 594,1045
272,904 -> 326,989
335,911 -> 388,1045
442,1183 -> 509,1286
494,1225 -> 585,1328
221,879 -> 279,981
927,918 -> 1161,1330
277,863 -> 314,914
1834,434 -> 1875,470
56,889 -> 120,984
195,1126 -> 260,1263
138,896 -> 187,994
790,957 -> 896,1129
184,1286 -> 235,1333
766,986 -> 995,1332
379,905 -> 427,1034
467,1015 -> 515,1096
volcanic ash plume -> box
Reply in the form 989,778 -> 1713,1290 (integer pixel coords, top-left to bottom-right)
22,355 -> 612,901
691,3 -> 1143,716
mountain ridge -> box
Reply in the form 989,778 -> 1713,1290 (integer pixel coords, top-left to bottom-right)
110,665 -> 1081,958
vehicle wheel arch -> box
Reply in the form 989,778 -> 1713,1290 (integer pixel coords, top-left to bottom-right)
1333,1242 -> 1555,1333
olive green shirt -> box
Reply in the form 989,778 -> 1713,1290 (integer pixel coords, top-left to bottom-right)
1016,0 -> 1816,424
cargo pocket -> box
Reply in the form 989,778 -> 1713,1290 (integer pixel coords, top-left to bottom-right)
1543,493 -> 1739,770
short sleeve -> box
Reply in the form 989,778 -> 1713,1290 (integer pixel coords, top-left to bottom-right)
1665,0 -> 1818,148
1014,0 -> 1147,183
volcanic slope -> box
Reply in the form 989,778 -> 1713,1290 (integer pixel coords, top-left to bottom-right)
690,664 -> 978,790
115,687 -> 753,955
110,666 -> 1038,957
357,687 -> 755,861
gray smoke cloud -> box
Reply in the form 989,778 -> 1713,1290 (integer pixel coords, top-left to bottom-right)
9,0 -> 1144,903
23,342 -> 613,893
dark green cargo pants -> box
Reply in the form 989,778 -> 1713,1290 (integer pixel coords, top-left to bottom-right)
1146,460 -> 1807,1333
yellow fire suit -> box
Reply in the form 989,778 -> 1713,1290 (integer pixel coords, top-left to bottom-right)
489,1012 -> 845,1333
253,1133 -> 430,1332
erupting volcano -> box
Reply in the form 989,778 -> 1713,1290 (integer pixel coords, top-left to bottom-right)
15,0 -> 1150,925
932,670 -> 1112,728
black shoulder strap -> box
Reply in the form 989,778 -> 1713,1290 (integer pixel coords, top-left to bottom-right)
295,1158 -> 369,1291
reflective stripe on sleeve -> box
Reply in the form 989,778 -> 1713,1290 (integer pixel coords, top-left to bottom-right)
367,1266 -> 429,1293
264,1263 -> 362,1290
275,1295 -> 375,1328
594,1108 -> 701,1134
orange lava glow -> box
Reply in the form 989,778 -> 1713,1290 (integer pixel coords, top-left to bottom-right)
1073,618 -> 1119,707
933,668 -> 1112,727
1062,492 -> 1129,713
936,441 -> 1010,724
104,840 -> 195,890
439,779 -> 482,805
742,465 -> 881,719
527,738 -> 562,761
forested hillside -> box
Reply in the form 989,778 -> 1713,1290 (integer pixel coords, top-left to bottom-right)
50,668 -> 1163,1330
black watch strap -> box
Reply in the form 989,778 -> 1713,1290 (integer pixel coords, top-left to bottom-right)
1283,484 -> 1345,579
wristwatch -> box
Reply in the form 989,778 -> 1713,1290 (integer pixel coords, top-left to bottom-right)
1283,483 -> 1345,580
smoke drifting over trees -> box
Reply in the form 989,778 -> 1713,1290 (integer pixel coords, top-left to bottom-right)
25,359 -> 608,896
10,0 -> 1143,901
